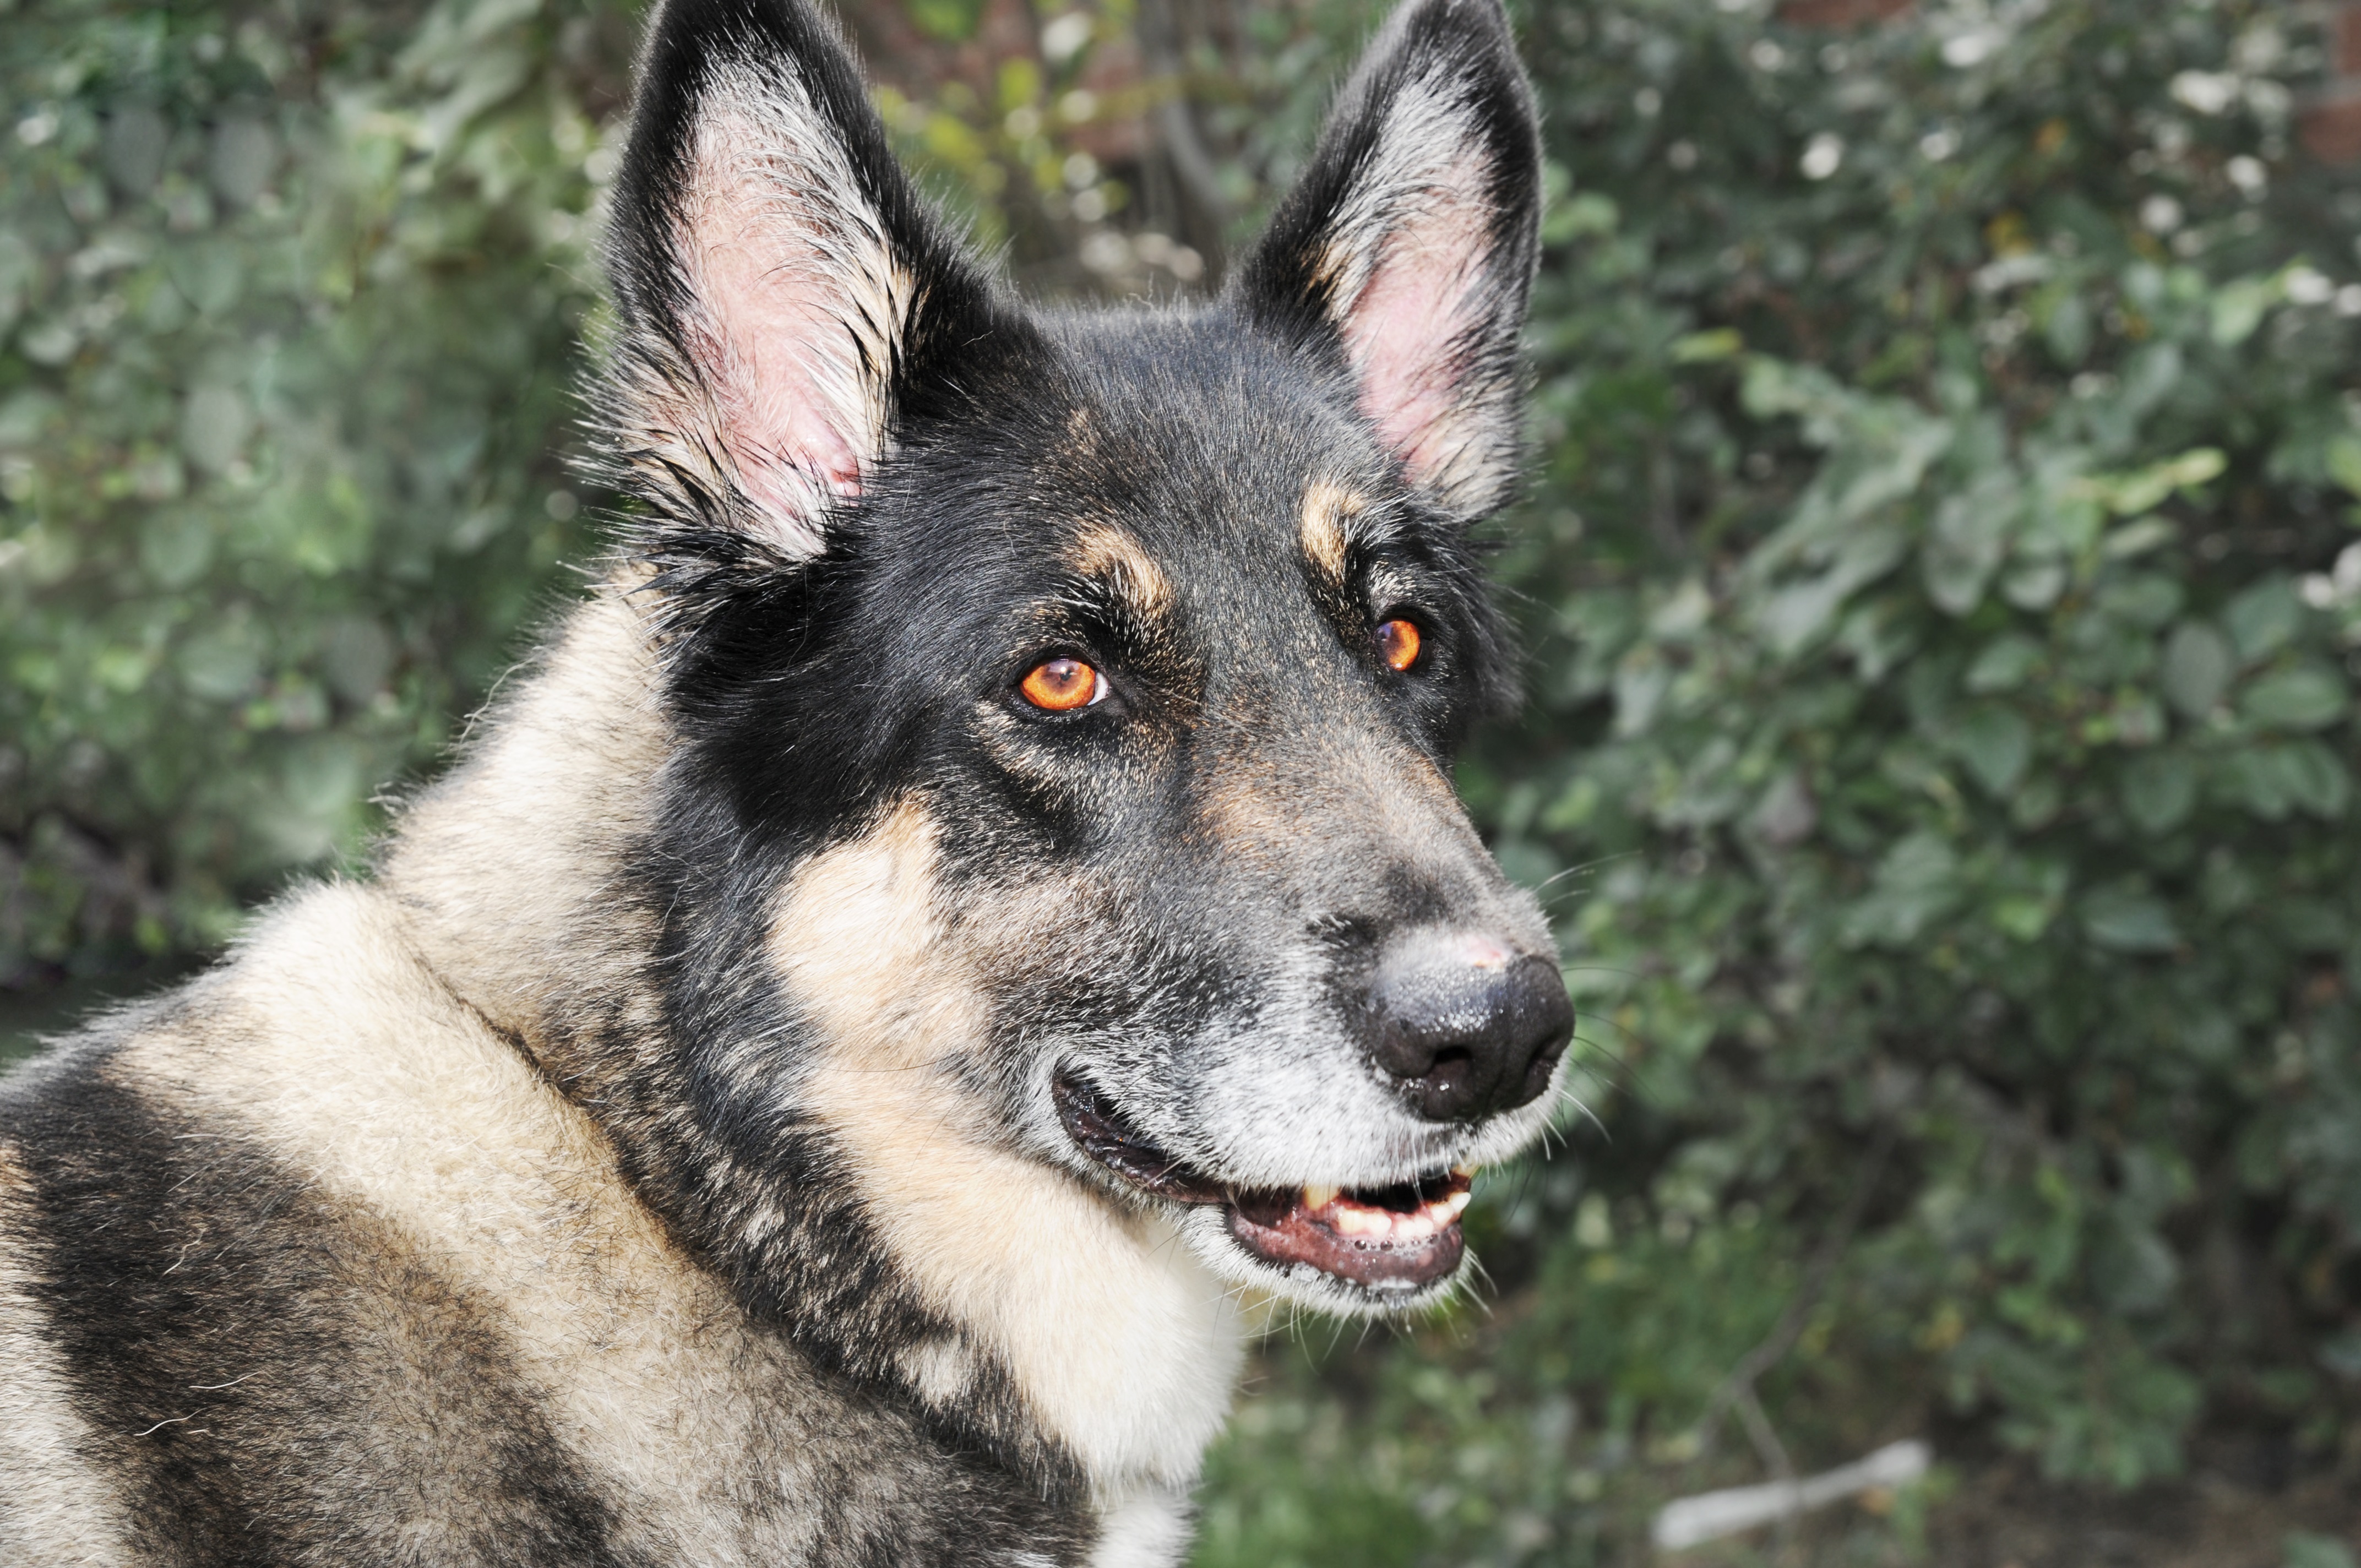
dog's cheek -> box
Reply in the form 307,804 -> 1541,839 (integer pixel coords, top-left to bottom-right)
769,805 -> 1243,1488
766,800 -> 973,1072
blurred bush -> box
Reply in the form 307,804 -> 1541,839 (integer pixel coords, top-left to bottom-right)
9,0 -> 2361,1561
0,0 -> 631,982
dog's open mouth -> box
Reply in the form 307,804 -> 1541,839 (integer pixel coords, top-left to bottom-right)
1053,1074 -> 1470,1293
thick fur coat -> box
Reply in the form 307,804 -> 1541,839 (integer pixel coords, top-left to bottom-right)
0,1 -> 1566,1561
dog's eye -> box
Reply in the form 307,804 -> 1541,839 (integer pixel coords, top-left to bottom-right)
1376,618 -> 1422,673
1020,656 -> 1105,712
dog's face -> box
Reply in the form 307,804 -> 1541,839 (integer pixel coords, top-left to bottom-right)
601,0 -> 1564,1316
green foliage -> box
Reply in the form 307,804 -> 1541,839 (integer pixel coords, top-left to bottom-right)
2288,1532 -> 2361,1568
861,0 -> 1371,295
1504,0 -> 2361,1494
0,0 -> 627,981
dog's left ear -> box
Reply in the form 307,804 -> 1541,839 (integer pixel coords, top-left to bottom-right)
1230,0 -> 1541,521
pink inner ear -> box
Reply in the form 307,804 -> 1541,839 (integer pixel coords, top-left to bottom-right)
688,195 -> 867,508
670,106 -> 904,546
1336,152 -> 1494,491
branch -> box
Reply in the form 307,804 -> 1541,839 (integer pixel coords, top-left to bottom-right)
1135,0 -> 1233,228
1688,1120 -> 1896,1460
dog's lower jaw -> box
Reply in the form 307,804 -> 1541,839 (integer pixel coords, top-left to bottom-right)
1051,1070 -> 1498,1315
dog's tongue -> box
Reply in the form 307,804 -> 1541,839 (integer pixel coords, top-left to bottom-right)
1228,1171 -> 1471,1292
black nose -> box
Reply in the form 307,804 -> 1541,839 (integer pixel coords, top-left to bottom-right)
1366,940 -> 1574,1123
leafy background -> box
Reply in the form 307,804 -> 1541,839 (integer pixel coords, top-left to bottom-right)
8,0 -> 2361,1561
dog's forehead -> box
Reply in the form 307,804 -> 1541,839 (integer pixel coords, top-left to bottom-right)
990,314 -> 1396,597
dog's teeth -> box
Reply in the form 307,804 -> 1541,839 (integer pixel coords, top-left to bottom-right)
1450,1163 -> 1477,1179
1331,1204 -> 1392,1237
1302,1184 -> 1339,1211
1393,1210 -> 1437,1239
1438,1189 -> 1473,1220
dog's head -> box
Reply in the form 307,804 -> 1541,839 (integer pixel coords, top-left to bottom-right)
598,0 -> 1564,1319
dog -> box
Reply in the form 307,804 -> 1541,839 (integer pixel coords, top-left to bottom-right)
0,0 -> 1563,1560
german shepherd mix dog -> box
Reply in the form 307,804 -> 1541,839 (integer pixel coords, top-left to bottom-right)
1,0 -> 1566,1560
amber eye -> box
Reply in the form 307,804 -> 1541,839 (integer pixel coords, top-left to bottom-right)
1376,618 -> 1423,673
1020,656 -> 1102,712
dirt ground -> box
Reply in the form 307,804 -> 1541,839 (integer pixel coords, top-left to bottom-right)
1686,1427 -> 2361,1568
1917,1458 -> 2361,1568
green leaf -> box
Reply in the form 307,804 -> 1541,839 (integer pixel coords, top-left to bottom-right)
2081,886 -> 2181,953
2226,577 -> 2303,663
2326,434 -> 2361,502
1671,328 -> 1742,363
2072,448 -> 2226,517
1750,525 -> 1910,656
2284,1533 -> 2359,1568
2120,752 -> 2196,835
178,617 -> 266,704
1950,705 -> 2033,797
2088,1213 -> 2179,1316
1840,832 -> 1962,948
908,0 -> 987,42
1922,473 -> 2021,616
2043,289 -> 2093,367
2101,516 -> 2176,559
2241,664 -> 2348,732
2097,574 -> 2183,629
2160,622 -> 2234,717
1539,190 -> 1617,244
1967,633 -> 2044,693
2216,744 -> 2347,820
1991,895 -> 2058,941
2282,741 -> 2353,819
2001,559 -> 2069,609
2221,750 -> 2294,820
2210,274 -> 2281,346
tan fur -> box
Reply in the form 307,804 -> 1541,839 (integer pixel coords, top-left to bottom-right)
1298,478 -> 1363,584
1071,521 -> 1174,619
0,1150 -> 139,1567
771,805 -> 1244,1495
384,585 -> 667,1053
1201,725 -> 1471,873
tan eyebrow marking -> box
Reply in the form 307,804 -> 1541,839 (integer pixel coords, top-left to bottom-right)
1069,522 -> 1172,618
1299,479 -> 1365,585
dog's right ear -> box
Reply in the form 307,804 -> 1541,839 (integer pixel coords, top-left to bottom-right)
600,0 -> 997,558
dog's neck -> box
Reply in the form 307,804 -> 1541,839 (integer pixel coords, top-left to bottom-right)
385,584 -> 670,1053
380,579 -> 1245,1510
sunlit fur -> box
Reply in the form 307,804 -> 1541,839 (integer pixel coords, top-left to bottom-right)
0,0 -> 1548,1561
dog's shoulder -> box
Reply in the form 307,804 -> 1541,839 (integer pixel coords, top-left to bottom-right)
0,885 -> 654,1561
0,881 -> 1106,1564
